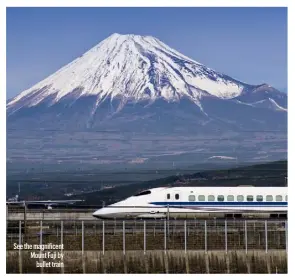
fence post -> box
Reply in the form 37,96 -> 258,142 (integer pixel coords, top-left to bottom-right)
167,204 -> 170,235
19,219 -> 22,245
144,220 -> 146,255
184,220 -> 187,253
265,220 -> 268,254
82,221 -> 85,273
40,220 -> 43,245
123,221 -> 125,255
204,221 -> 209,274
225,220 -> 228,254
82,221 -> 84,255
164,220 -> 167,254
244,220 -> 247,254
102,221 -> 105,255
61,221 -> 64,273
18,220 -> 22,273
40,220 -> 43,273
24,202 -> 27,242
6,205 -> 8,233
61,221 -> 63,247
285,220 -> 288,252
114,218 -> 117,235
204,220 -> 207,253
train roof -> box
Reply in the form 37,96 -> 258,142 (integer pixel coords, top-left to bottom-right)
151,185 -> 287,189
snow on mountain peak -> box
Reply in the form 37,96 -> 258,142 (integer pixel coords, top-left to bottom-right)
8,33 -> 247,110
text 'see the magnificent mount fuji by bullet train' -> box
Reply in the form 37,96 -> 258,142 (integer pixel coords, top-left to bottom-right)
93,186 -> 288,219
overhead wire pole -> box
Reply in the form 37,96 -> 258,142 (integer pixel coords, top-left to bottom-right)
167,204 -> 170,236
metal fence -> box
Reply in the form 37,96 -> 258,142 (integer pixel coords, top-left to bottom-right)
7,219 -> 287,254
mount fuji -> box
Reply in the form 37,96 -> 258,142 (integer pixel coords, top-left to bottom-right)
7,33 -> 287,169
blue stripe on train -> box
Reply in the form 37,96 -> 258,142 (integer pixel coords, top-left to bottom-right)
150,201 -> 287,207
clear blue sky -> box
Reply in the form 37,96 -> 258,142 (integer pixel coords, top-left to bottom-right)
6,7 -> 287,99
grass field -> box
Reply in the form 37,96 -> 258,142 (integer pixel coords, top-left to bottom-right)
6,250 -> 287,273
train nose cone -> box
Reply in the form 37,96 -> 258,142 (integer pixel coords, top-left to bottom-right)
92,208 -> 106,219
93,208 -> 109,219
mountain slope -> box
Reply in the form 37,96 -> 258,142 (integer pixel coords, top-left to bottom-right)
6,33 -> 287,168
7,34 -> 286,122
7,33 -> 247,110
7,33 -> 287,133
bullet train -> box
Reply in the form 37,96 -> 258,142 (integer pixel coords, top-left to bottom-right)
93,186 -> 287,219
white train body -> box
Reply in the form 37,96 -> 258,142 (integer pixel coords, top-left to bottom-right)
93,186 -> 287,219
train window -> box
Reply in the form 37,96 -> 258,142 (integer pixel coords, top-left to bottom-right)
217,195 -> 224,202
227,195 -> 234,201
188,195 -> 195,201
175,194 -> 179,200
276,195 -> 282,202
237,195 -> 244,202
256,195 -> 263,202
208,195 -> 215,201
266,195 -> 273,201
198,195 -> 205,201
134,190 -> 151,196
285,195 -> 288,202
247,195 -> 254,202
167,193 -> 170,200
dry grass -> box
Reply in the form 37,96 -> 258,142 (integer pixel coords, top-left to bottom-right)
7,250 -> 287,274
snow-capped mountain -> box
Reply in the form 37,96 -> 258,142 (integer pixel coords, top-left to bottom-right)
7,33 -> 287,133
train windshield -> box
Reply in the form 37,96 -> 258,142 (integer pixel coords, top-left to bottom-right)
133,190 -> 151,196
